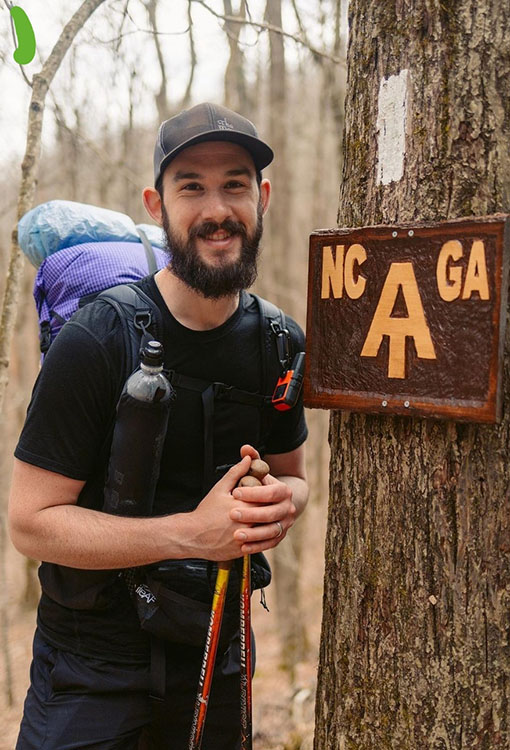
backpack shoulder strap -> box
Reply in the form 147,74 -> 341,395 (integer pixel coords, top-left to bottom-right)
98,283 -> 163,374
253,294 -> 290,396
135,227 -> 158,275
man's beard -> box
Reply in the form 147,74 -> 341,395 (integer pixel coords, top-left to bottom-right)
161,204 -> 263,299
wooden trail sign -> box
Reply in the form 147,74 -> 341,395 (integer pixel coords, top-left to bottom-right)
304,215 -> 510,422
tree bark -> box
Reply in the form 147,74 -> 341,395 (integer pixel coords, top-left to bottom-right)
0,0 -> 107,419
315,1 -> 510,748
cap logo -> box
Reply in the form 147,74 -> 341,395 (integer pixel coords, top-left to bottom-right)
217,118 -> 235,130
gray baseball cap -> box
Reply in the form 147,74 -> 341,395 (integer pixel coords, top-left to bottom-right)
153,102 -> 274,186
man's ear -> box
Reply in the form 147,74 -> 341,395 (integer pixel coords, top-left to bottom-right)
259,178 -> 271,215
142,187 -> 163,225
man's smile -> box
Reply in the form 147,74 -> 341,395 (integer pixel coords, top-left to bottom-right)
206,229 -> 232,241
198,231 -> 239,250
193,223 -> 243,254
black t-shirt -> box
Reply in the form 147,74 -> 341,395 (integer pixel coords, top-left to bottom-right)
15,275 -> 307,661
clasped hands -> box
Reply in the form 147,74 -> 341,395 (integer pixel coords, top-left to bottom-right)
193,444 -> 295,560
229,444 -> 295,555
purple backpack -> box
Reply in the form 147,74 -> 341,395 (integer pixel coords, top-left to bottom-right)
34,237 -> 167,355
18,200 -> 168,355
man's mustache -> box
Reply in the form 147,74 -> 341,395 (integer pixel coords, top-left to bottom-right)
189,220 -> 248,240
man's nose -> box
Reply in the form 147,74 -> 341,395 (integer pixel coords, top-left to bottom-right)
200,190 -> 232,224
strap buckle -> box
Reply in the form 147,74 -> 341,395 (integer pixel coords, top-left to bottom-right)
213,382 -> 234,400
134,311 -> 154,359
270,321 -> 291,374
134,311 -> 152,335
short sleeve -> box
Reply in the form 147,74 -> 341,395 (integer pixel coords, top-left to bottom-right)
15,301 -> 126,480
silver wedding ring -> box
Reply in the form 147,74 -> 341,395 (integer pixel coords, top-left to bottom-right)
275,521 -> 283,538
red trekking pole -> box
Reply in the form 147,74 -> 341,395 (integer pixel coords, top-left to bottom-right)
188,559 -> 233,750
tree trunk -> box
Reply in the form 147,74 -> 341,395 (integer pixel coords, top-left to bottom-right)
263,0 -> 308,683
223,0 -> 250,116
180,1 -> 197,111
264,0 -> 291,297
146,0 -> 170,122
315,2 -> 510,748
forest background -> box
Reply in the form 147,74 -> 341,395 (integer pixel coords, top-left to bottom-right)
0,1 -> 346,747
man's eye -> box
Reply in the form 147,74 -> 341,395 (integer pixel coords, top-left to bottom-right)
182,183 -> 202,191
225,181 -> 245,190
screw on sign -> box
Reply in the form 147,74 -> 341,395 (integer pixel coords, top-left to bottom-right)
6,2 -> 36,65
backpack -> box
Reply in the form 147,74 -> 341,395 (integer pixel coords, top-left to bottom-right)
18,199 -> 168,355
35,237 -> 168,355
18,198 -> 166,266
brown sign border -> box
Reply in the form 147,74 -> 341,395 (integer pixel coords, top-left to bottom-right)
304,215 -> 510,423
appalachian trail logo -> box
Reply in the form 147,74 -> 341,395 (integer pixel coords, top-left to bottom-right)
6,1 -> 36,65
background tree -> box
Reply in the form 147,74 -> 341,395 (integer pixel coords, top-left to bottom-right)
315,1 -> 510,748
145,0 -> 170,120
222,0 -> 249,114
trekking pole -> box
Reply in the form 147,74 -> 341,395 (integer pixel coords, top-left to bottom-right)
188,458 -> 270,750
188,559 -> 233,750
238,459 -> 269,750
188,462 -> 251,750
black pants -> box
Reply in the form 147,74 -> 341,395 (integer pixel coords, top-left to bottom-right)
16,630 -> 244,749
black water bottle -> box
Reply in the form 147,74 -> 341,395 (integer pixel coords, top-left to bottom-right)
126,341 -> 173,403
103,340 -> 175,517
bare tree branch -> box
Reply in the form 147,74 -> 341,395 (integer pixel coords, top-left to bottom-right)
244,0 -> 253,23
90,23 -> 191,44
49,91 -> 142,187
290,0 -> 311,50
192,0 -> 344,65
0,0 -> 108,416
180,0 -> 197,109
145,0 -> 169,121
112,0 -> 132,53
0,167 -> 63,217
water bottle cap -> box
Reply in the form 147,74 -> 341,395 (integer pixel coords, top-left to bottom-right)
141,340 -> 164,366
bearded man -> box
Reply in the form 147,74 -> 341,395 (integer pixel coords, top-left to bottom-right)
9,103 -> 309,750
